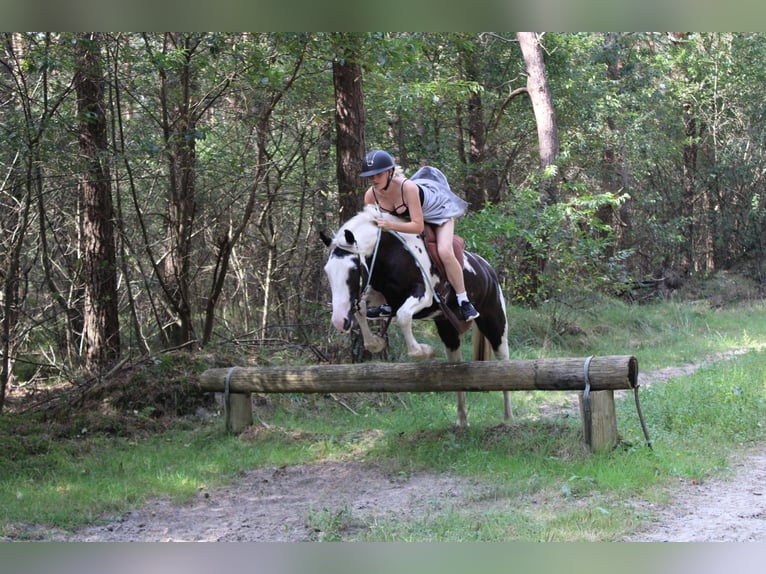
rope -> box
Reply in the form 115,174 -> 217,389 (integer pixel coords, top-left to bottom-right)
224,366 -> 240,433
582,355 -> 653,451
634,385 -> 654,450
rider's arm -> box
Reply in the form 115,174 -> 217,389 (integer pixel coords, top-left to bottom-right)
376,179 -> 424,234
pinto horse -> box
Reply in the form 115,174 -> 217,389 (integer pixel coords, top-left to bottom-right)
321,204 -> 511,427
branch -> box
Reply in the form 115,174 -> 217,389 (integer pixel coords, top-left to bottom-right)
491,86 -> 529,132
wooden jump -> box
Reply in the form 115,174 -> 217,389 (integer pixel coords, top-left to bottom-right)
198,355 -> 650,452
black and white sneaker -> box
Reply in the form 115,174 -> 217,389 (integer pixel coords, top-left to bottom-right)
459,300 -> 480,322
367,305 -> 392,318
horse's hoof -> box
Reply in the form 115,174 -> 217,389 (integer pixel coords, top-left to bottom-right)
408,344 -> 435,360
365,337 -> 387,353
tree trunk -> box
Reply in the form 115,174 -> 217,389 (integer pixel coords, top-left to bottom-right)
516,33 -> 561,303
458,36 -> 489,209
597,32 -> 624,258
332,33 -> 366,223
74,32 -> 121,372
199,355 -> 638,394
0,35 -> 31,411
671,32 -> 711,275
159,32 -> 198,348
682,101 -> 699,273
517,32 -> 560,203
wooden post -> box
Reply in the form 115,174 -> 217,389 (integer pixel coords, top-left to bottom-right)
225,391 -> 253,434
579,390 -> 618,451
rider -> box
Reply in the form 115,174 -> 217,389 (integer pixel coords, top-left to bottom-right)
360,149 -> 480,322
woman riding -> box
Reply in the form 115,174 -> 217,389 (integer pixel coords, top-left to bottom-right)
360,149 -> 480,322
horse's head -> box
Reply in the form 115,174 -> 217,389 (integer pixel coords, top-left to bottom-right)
321,206 -> 380,333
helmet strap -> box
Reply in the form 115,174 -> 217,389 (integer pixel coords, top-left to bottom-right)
382,169 -> 394,191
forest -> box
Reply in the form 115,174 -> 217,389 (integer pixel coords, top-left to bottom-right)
3,32 -> 766,411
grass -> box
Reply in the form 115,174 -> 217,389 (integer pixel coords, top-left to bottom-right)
2,280 -> 766,540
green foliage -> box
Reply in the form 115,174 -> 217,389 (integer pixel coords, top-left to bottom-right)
460,181 -> 632,304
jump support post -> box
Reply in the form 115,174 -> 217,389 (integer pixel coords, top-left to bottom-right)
198,355 -> 650,452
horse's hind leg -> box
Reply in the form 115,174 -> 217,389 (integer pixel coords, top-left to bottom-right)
447,347 -> 468,428
438,321 -> 468,428
474,316 -> 513,420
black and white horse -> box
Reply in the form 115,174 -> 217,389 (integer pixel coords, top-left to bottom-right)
321,204 -> 510,426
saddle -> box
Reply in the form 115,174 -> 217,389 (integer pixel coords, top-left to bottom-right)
422,224 -> 471,334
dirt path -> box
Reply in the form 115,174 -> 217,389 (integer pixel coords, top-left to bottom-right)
626,448 -> 766,541
23,357 -> 766,542
47,461 -> 487,542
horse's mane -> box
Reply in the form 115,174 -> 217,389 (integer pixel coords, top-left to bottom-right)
330,203 -> 426,269
330,204 -> 382,256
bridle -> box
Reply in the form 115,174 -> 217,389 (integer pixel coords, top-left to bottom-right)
330,225 -> 395,336
340,226 -> 382,315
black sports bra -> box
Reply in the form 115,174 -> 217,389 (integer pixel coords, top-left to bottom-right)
372,179 -> 424,219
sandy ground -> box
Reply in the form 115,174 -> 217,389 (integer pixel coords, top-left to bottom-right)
626,448 -> 766,542
14,357 -> 766,542
45,461 -> 484,542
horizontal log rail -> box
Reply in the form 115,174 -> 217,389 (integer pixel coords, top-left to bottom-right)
198,355 -> 638,394
198,355 -> 650,451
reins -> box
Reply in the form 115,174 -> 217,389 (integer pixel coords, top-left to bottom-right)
361,226 -> 383,300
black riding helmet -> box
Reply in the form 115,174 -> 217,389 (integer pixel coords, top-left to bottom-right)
360,149 -> 395,190
360,150 -> 395,177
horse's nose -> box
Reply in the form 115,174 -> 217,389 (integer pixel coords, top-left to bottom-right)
331,302 -> 354,333
331,314 -> 351,333
332,317 -> 345,332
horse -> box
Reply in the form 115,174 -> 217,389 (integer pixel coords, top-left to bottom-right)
320,204 -> 511,427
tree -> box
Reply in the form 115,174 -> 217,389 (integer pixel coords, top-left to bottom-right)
514,32 -> 562,302
154,33 -> 201,347
517,32 -> 560,203
332,33 -> 366,222
139,33 -> 234,348
0,34 -> 33,409
455,34 -> 490,208
74,32 -> 121,371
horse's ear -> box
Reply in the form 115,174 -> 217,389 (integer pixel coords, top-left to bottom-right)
319,230 -> 332,246
344,229 -> 356,246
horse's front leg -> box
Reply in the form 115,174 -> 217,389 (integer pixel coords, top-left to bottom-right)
354,301 -> 387,353
396,297 -> 435,360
